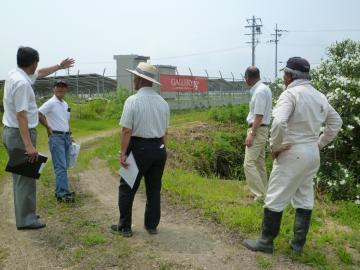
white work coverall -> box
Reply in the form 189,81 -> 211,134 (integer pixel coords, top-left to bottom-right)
265,79 -> 342,212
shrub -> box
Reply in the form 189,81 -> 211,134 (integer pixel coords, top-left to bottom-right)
103,88 -> 131,119
311,39 -> 360,202
208,104 -> 248,124
0,87 -> 3,113
193,129 -> 247,180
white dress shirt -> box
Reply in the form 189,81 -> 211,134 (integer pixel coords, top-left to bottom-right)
246,80 -> 272,125
38,95 -> 70,132
2,68 -> 38,128
271,79 -> 342,152
120,87 -> 170,138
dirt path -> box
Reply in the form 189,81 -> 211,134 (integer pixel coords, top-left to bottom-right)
0,179 -> 62,269
0,128 -> 311,269
77,158 -> 311,270
0,129 -> 118,270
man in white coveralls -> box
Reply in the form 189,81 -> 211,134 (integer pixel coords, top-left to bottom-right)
243,57 -> 342,253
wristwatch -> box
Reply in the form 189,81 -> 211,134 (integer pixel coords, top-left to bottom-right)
250,130 -> 256,136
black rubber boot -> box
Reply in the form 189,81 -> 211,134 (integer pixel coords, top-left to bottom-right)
290,208 -> 312,253
242,208 -> 283,253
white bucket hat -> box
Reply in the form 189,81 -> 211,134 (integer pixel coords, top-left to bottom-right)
126,62 -> 161,85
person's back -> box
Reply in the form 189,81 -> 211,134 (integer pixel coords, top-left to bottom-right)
123,87 -> 169,139
277,79 -> 331,145
112,62 -> 169,237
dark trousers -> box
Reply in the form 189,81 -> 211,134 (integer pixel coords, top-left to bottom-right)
118,137 -> 167,230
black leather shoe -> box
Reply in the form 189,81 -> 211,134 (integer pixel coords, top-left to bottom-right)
17,222 -> 46,230
145,227 -> 158,235
110,225 -> 133,237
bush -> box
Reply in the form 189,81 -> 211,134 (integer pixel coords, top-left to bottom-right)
311,39 -> 360,202
208,104 -> 249,123
193,129 -> 247,180
102,88 -> 131,119
269,78 -> 284,106
0,87 -> 3,113
46,89 -> 132,121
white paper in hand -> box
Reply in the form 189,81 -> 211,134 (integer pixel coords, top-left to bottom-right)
119,152 -> 139,189
69,143 -> 81,167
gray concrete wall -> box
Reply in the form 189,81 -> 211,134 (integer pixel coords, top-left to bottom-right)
113,54 -> 149,90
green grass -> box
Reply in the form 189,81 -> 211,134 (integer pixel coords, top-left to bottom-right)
79,233 -> 106,246
69,118 -> 118,137
1,106 -> 359,269
256,255 -> 272,269
170,109 -> 209,127
89,130 -> 360,269
0,247 -> 8,269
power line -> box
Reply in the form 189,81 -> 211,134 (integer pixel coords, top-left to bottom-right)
289,28 -> 360,33
244,16 -> 263,66
152,45 -> 249,60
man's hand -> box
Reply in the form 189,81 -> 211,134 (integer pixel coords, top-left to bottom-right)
271,144 -> 291,160
271,151 -> 280,160
46,126 -> 53,136
25,144 -> 38,163
119,152 -> 129,169
245,133 -> 255,147
58,58 -> 75,69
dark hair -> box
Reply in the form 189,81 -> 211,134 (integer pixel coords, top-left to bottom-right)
245,66 -> 260,80
17,46 -> 39,68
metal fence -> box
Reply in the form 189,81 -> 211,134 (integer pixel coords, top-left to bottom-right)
0,73 -> 251,109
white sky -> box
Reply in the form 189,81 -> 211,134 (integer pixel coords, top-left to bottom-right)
1,0 -> 360,80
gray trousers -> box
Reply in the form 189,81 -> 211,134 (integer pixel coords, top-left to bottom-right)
2,126 -> 38,227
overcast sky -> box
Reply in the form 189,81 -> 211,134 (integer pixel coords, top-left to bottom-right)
1,0 -> 360,81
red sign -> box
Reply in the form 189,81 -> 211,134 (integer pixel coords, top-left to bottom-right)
160,75 -> 208,92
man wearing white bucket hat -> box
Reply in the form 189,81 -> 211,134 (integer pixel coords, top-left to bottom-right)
111,62 -> 170,237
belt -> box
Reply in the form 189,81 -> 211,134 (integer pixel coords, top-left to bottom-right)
131,136 -> 162,142
248,123 -> 269,128
4,125 -> 36,130
52,130 -> 71,135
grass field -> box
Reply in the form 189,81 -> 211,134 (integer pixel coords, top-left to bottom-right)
0,108 -> 359,269
84,113 -> 360,270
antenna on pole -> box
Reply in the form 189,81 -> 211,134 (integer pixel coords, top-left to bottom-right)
245,16 -> 263,66
269,24 -> 287,78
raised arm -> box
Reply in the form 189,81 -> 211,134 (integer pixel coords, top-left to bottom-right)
37,58 -> 75,79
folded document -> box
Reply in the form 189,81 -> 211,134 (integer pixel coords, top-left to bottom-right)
119,152 -> 139,189
5,148 -> 48,179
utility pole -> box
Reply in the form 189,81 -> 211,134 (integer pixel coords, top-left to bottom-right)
245,16 -> 263,66
269,24 -> 287,78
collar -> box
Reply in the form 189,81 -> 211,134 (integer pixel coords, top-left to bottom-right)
15,67 -> 37,85
51,95 -> 64,103
287,79 -> 311,90
250,80 -> 262,95
137,87 -> 158,96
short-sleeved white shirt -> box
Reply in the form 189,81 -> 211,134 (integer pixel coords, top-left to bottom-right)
120,87 -> 170,138
2,68 -> 38,128
246,80 -> 272,125
39,95 -> 70,132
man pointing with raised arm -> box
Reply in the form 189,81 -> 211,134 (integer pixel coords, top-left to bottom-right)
2,46 -> 74,230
